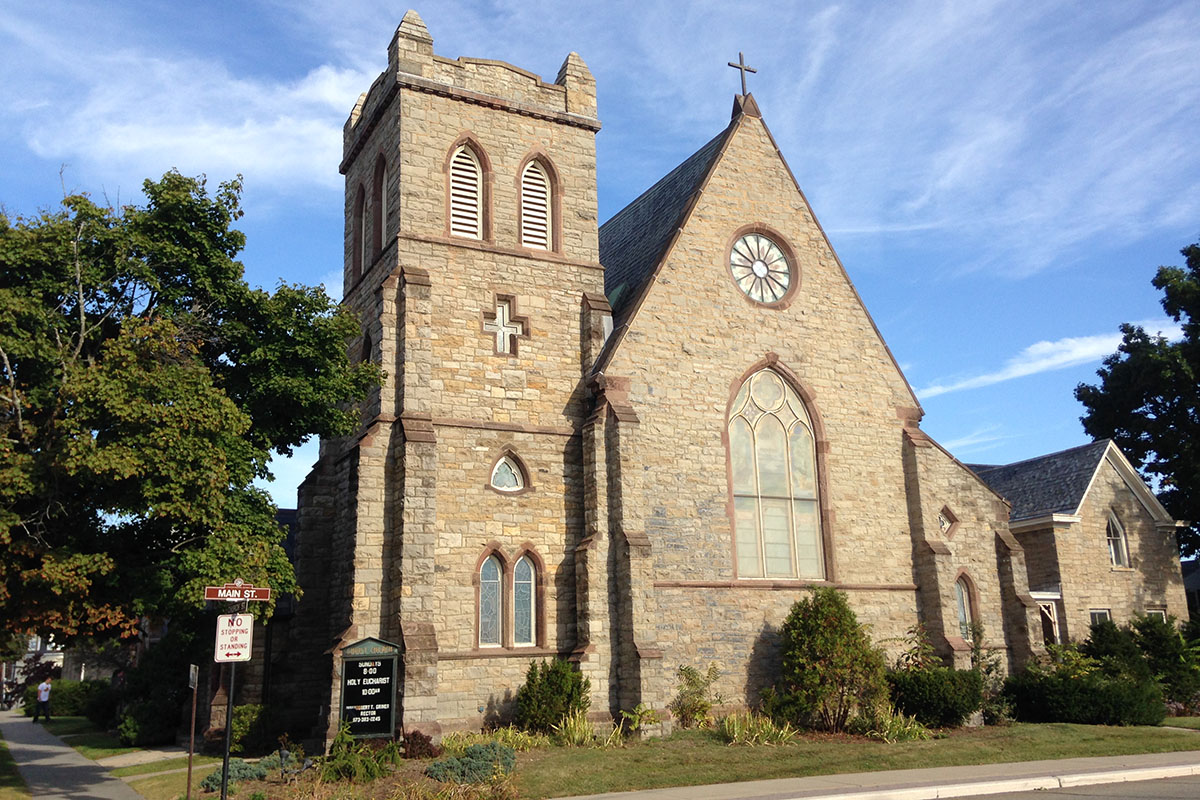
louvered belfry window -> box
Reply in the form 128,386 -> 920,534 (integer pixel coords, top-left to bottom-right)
450,145 -> 482,239
520,160 -> 550,249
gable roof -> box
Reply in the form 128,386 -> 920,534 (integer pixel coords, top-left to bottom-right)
969,441 -> 1111,521
599,120 -> 737,329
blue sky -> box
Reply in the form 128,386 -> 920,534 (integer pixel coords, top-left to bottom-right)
2,1 -> 1197,507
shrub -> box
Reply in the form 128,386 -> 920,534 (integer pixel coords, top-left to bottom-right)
441,727 -> 548,756
513,659 -> 589,734
552,708 -> 594,747
668,664 -> 722,728
404,729 -> 442,759
969,623 -> 1013,725
770,587 -> 887,732
229,703 -> 270,755
83,684 -> 120,728
1131,614 -> 1200,704
117,698 -> 178,746
719,711 -> 795,745
888,667 -> 982,728
1004,644 -> 1164,726
199,759 -> 267,791
320,723 -> 388,783
619,703 -> 661,733
21,679 -> 110,718
425,742 -> 516,784
849,704 -> 931,743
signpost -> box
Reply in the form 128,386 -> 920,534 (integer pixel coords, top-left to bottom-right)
339,638 -> 401,739
187,664 -> 198,800
204,580 -> 270,800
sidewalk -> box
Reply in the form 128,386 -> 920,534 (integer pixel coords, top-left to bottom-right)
0,707 -> 142,799
559,749 -> 1200,800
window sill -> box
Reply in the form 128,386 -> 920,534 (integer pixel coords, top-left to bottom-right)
439,647 -> 558,661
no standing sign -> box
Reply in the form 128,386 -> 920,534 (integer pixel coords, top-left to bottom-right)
214,613 -> 253,662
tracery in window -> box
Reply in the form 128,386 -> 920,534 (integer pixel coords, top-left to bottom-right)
729,368 -> 823,579
520,160 -> 551,249
514,556 -> 536,646
449,144 -> 483,239
1106,513 -> 1129,567
491,455 -> 524,492
479,555 -> 502,647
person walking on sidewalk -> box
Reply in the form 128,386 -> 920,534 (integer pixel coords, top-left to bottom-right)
31,678 -> 51,723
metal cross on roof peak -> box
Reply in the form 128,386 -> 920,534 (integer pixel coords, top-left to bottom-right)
728,52 -> 757,96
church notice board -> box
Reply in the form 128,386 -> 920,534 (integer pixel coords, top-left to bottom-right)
339,637 -> 401,738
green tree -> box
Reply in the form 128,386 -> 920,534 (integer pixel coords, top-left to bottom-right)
0,171 -> 379,642
1075,242 -> 1200,556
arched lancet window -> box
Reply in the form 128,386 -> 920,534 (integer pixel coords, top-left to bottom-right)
1107,513 -> 1129,567
519,160 -> 551,249
352,184 -> 366,280
372,156 -> 387,259
449,144 -> 483,239
729,368 -> 823,579
955,576 -> 973,639
479,555 -> 502,646
514,556 -> 536,646
490,455 -> 524,492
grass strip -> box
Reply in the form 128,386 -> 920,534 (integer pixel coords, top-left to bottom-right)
0,729 -> 30,800
111,755 -> 220,778
127,771 -> 203,800
37,717 -> 135,759
514,723 -> 1200,799
1163,716 -> 1200,730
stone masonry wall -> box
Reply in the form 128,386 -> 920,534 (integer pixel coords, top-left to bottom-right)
1056,459 -> 1187,641
601,114 -> 935,705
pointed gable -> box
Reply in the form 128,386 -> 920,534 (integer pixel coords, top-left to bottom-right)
970,440 -> 1111,521
599,121 -> 736,328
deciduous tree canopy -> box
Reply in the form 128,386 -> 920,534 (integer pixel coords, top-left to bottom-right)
1076,242 -> 1200,557
0,172 -> 379,642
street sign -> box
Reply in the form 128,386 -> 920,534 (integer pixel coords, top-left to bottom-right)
214,614 -> 253,662
189,664 -> 199,689
204,579 -> 271,602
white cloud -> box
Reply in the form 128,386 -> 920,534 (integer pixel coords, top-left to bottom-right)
940,425 -> 1008,455
917,319 -> 1183,399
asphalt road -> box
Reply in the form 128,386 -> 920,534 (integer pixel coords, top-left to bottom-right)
981,773 -> 1200,799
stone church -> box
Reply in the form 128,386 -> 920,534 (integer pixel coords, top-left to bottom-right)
277,10 -> 1188,744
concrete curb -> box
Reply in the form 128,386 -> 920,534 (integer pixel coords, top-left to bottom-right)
784,763 -> 1200,800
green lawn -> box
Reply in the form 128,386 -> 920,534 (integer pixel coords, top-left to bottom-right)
514,723 -> 1200,799
41,717 -> 136,759
110,755 -> 219,778
127,771 -> 204,800
0,730 -> 29,800
1164,716 -> 1200,730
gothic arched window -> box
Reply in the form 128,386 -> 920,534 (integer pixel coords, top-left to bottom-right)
955,575 -> 974,639
372,155 -> 388,259
728,368 -> 823,579
1107,513 -> 1129,567
479,555 -> 502,646
514,556 -> 536,646
490,455 -> 524,492
352,184 -> 366,281
519,160 -> 551,249
449,144 -> 483,239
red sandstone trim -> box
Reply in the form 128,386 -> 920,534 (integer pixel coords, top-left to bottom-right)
514,149 -> 563,254
723,223 -> 801,311
443,133 -> 494,243
652,580 -> 917,591
432,417 -> 578,437
399,231 -> 605,270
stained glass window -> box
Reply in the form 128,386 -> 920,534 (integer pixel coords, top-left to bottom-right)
514,557 -> 535,646
479,556 -> 502,646
730,233 -> 791,304
729,369 -> 823,579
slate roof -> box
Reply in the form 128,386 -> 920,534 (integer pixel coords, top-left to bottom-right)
968,440 -> 1111,522
599,119 -> 737,329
